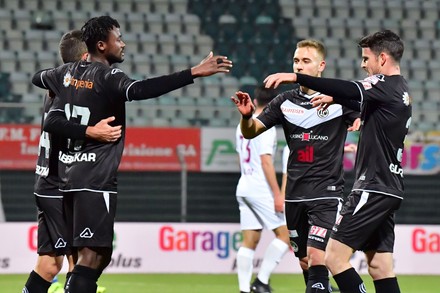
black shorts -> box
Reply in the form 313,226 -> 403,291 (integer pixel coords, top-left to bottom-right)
285,198 -> 341,259
331,191 -> 402,252
35,193 -> 71,256
63,190 -> 117,248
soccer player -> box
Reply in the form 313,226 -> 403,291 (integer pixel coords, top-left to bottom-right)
23,30 -> 120,293
235,86 -> 290,293
265,30 -> 411,293
31,15 -> 232,293
232,39 -> 359,293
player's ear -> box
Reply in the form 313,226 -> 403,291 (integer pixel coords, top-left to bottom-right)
97,41 -> 106,52
318,60 -> 326,73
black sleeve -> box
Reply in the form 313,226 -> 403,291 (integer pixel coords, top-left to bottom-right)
32,70 -> 47,89
127,69 -> 194,101
342,99 -> 361,112
296,73 -> 362,109
43,110 -> 87,139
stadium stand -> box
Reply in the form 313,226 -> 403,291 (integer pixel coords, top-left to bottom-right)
0,0 -> 438,130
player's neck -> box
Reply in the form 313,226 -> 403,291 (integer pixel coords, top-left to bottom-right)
87,54 -> 111,67
300,86 -> 317,96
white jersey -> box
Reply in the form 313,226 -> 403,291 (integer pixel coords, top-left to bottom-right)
282,145 -> 289,174
235,121 -> 277,198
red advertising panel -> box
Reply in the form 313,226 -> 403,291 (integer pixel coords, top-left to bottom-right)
120,127 -> 201,171
0,125 -> 201,171
0,124 -> 41,170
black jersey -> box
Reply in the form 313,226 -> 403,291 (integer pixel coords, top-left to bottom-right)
257,88 -> 358,201
32,61 -> 194,192
351,75 -> 411,198
33,93 -> 64,196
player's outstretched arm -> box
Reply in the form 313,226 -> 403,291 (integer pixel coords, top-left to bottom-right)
191,51 -> 232,77
231,91 -> 266,139
264,73 -> 297,89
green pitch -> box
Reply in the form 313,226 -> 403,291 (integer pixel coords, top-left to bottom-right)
2,273 -> 439,292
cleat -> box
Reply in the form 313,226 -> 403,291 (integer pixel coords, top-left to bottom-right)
250,278 -> 272,293
48,282 -> 64,293
97,285 -> 107,293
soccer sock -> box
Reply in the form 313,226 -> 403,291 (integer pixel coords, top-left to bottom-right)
236,247 -> 255,293
333,267 -> 366,293
257,238 -> 289,284
65,265 -> 99,293
23,270 -> 52,293
374,277 -> 401,293
306,265 -> 329,293
64,272 -> 73,290
303,269 -> 310,285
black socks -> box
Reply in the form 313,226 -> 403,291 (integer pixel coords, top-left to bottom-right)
65,265 -> 99,293
333,267 -> 366,293
23,270 -> 51,293
374,277 -> 401,293
306,265 -> 330,293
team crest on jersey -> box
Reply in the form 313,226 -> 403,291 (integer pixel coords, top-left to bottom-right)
63,72 -> 72,87
317,108 -> 329,118
402,92 -> 411,106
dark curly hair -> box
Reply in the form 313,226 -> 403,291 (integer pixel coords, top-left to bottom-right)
81,16 -> 120,54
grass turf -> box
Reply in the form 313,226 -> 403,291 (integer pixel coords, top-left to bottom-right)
3,273 -> 439,292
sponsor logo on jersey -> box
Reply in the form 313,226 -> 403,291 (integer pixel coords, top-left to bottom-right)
35,165 -> 49,176
59,151 -> 97,163
297,146 -> 314,163
281,105 -> 305,115
310,225 -> 328,238
290,132 -> 329,141
317,108 -> 329,118
54,238 -> 67,248
80,228 -> 94,238
63,72 -> 72,87
389,163 -> 404,177
111,68 -> 123,74
63,72 -> 94,89
402,92 -> 411,106
289,230 -> 298,238
360,74 -> 385,90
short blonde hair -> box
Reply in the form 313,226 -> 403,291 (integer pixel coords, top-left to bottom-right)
296,39 -> 326,59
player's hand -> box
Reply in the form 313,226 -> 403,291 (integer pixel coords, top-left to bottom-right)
274,194 -> 284,213
191,51 -> 232,77
86,116 -> 122,142
347,118 -> 361,132
344,143 -> 357,153
264,73 -> 297,89
230,91 -> 255,117
310,95 -> 334,110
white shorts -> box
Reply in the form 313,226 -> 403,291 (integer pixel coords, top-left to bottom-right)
237,196 -> 286,231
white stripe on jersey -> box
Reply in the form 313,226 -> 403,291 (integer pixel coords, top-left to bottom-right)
281,99 -> 344,129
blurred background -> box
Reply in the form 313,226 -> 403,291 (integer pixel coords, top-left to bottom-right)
0,0 -> 439,225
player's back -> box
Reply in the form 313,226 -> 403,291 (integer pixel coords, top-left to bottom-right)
49,61 -> 129,192
235,123 -> 277,198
